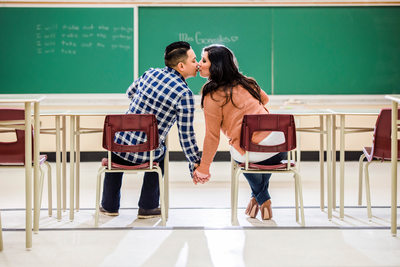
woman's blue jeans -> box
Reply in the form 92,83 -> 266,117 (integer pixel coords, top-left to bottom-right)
242,152 -> 287,205
101,152 -> 165,212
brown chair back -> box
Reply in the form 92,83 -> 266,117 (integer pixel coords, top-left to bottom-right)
370,108 -> 400,160
0,108 -> 33,164
240,114 -> 296,153
102,114 -> 159,153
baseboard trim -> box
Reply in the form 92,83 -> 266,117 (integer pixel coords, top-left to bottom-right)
42,151 -> 365,162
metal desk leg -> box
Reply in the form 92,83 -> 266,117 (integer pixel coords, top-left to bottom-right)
340,114 -> 345,219
62,116 -> 67,212
332,115 -> 336,210
230,157 -> 236,224
75,116 -> 80,212
69,115 -> 75,221
326,114 -> 332,220
33,102 -> 40,234
56,116 -> 62,221
391,102 -> 398,236
294,118 -> 301,171
164,137 -> 169,220
24,103 -> 33,249
319,115 -> 325,211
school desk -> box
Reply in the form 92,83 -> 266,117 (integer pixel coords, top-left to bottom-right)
271,109 -> 335,219
328,109 -> 380,220
65,110 -> 122,221
39,110 -> 70,221
0,95 -> 45,249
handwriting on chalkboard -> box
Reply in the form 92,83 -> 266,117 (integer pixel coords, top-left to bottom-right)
178,32 -> 239,45
35,23 -> 133,55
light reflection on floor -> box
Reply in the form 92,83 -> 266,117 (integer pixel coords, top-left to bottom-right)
0,161 -> 399,266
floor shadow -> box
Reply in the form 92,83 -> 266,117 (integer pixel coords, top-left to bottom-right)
140,230 -> 214,267
246,217 -> 278,227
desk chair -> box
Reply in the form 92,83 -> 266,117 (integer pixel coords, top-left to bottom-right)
231,114 -> 305,226
94,114 -> 166,226
358,108 -> 400,220
0,108 -> 53,214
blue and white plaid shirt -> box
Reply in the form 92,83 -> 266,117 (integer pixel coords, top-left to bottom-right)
114,66 -> 201,173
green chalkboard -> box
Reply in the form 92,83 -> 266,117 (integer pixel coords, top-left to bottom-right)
139,7 -> 272,95
0,8 -> 134,93
1,7 -> 400,95
273,7 -> 400,94
139,6 -> 400,95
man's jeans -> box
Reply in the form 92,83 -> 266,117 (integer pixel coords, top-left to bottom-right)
242,152 -> 287,206
101,153 -> 165,212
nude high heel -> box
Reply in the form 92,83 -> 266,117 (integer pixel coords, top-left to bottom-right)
245,197 -> 259,218
260,199 -> 272,220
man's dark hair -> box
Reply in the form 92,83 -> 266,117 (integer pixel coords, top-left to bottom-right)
164,41 -> 191,68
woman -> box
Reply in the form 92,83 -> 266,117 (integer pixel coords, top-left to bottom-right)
193,44 -> 286,220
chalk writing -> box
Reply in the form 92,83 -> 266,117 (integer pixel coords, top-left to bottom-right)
61,40 -> 77,47
98,25 -> 109,31
82,24 -> 94,31
81,42 -> 93,48
113,26 -> 133,33
35,23 -> 132,55
61,33 -> 78,39
112,34 -> 132,41
44,49 -> 55,54
61,48 -> 76,55
44,41 -> 56,47
112,44 -> 130,50
36,24 -> 57,54
82,33 -> 94,38
62,25 -> 79,31
179,32 -> 239,45
97,33 -> 107,39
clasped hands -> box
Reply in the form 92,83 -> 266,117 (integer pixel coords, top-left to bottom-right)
192,163 -> 211,185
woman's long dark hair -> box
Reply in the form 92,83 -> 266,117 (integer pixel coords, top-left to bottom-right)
200,45 -> 262,108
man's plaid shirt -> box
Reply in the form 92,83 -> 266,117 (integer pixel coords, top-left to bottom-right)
113,66 -> 201,173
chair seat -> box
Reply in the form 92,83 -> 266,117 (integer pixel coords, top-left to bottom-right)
239,160 -> 295,170
362,146 -> 393,162
101,158 -> 158,170
363,146 -> 374,162
0,154 -> 47,166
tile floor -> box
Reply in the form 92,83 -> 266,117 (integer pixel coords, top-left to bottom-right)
0,161 -> 400,266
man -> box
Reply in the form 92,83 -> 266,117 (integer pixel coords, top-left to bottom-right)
100,41 -> 201,218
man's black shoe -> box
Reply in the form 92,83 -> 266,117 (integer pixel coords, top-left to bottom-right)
137,207 -> 161,219
99,206 -> 119,216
